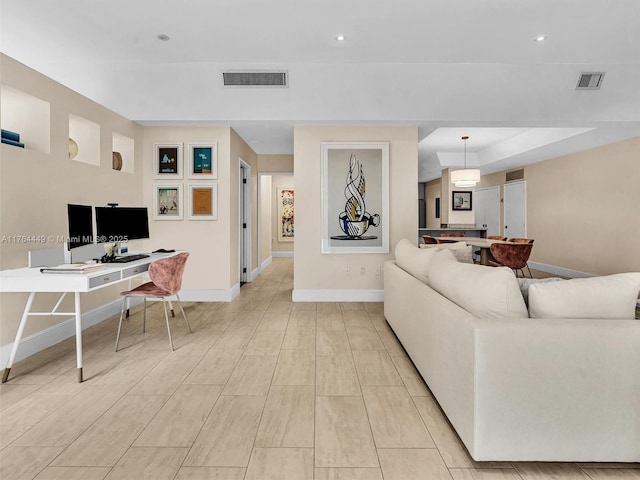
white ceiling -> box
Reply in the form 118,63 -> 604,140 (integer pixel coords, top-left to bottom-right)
2,0 -> 639,181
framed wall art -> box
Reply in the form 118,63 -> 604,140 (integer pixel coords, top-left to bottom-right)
154,184 -> 183,220
321,142 -> 389,254
153,142 -> 183,179
277,187 -> 294,242
188,142 -> 218,179
188,183 -> 218,220
452,191 -> 472,210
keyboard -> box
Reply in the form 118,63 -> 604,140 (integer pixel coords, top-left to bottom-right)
110,254 -> 150,263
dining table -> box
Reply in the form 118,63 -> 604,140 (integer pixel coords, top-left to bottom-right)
435,237 -> 510,266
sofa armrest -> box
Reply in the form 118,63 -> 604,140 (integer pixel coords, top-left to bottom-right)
471,317 -> 640,461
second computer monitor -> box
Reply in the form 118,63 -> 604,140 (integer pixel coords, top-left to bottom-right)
95,206 -> 149,243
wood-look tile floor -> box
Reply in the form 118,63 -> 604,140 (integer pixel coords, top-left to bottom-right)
1,258 -> 638,479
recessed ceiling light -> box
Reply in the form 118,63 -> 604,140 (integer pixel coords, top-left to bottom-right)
335,34 -> 346,42
534,35 -> 548,42
157,34 -> 170,41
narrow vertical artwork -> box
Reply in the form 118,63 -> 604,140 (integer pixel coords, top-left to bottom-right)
278,188 -> 294,242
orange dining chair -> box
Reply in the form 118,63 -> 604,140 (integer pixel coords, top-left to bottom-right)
422,235 -> 439,244
115,252 -> 192,352
438,232 -> 465,243
508,237 -> 534,244
474,235 -> 506,263
488,243 -> 534,278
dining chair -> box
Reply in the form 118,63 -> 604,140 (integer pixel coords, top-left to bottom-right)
438,232 -> 465,243
473,235 -> 506,263
115,252 -> 192,352
508,237 -> 534,244
488,243 -> 534,278
422,235 -> 439,244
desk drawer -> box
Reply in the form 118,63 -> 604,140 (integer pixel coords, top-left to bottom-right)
89,272 -> 120,289
122,263 -> 149,279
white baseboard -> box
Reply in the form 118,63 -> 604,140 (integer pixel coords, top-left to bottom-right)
0,297 -> 142,366
260,256 -> 273,271
528,261 -> 595,279
272,251 -> 294,258
292,289 -> 384,302
250,267 -> 260,281
178,286 -> 240,302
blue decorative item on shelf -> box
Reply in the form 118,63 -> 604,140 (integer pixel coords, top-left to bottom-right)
1,138 -> 25,148
1,129 -> 21,142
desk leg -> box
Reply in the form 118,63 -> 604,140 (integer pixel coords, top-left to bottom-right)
2,291 -> 36,383
74,292 -> 83,383
480,248 -> 489,266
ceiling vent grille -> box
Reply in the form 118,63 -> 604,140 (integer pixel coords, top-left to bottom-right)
223,71 -> 288,87
576,72 -> 605,90
506,169 -> 525,182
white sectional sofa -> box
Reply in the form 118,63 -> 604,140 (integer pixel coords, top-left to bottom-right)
383,239 -> 640,462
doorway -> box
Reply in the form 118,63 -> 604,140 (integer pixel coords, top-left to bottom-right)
239,159 -> 251,285
504,181 -> 527,239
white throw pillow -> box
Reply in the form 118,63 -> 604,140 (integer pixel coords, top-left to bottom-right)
395,238 -> 438,284
419,241 -> 474,264
528,272 -> 640,319
517,277 -> 563,306
428,249 -> 529,319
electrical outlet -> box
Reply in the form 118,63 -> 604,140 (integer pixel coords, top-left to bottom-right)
375,266 -> 381,276
345,266 -> 351,275
360,267 -> 366,276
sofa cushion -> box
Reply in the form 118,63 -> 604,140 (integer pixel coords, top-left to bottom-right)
428,249 -> 529,319
420,241 -> 474,264
528,272 -> 640,319
517,277 -> 563,306
395,238 -> 438,284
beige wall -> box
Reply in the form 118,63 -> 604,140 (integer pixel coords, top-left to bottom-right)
258,154 -> 294,173
456,136 -> 640,275
293,126 -> 418,293
260,175 -> 272,263
230,129 -> 259,281
142,126 -> 235,290
425,179 -> 441,228
0,54 -> 144,344
271,175 -> 294,253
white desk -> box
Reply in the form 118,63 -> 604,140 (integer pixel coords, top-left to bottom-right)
0,253 -> 172,383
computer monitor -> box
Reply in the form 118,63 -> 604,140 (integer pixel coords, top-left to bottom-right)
67,204 -> 94,249
95,206 -> 150,243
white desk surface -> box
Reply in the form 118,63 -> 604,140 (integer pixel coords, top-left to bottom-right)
0,253 -> 172,293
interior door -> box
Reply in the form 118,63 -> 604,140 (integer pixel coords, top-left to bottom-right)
504,181 -> 526,239
474,186 -> 500,236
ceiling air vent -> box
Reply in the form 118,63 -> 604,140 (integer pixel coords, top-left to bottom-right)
506,169 -> 524,182
576,72 -> 605,90
222,71 -> 288,87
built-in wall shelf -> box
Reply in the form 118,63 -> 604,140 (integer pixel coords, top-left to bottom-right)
68,114 -> 100,166
0,85 -> 50,154
112,132 -> 134,173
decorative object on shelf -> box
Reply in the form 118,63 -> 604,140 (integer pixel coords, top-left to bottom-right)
112,151 -> 123,170
153,184 -> 183,220
451,135 -> 480,187
452,191 -> 473,210
153,142 -> 183,179
2,129 -> 24,147
68,138 -> 79,159
277,187 -> 294,242
188,142 -> 218,179
187,183 -> 218,220
321,142 -> 389,254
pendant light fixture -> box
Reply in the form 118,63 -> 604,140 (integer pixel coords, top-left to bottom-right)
451,135 -> 480,187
